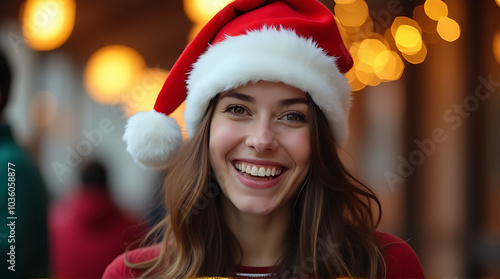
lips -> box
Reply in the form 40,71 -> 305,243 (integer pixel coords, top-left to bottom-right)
232,160 -> 286,189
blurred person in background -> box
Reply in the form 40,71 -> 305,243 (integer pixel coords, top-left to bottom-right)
0,49 -> 50,277
50,160 -> 147,278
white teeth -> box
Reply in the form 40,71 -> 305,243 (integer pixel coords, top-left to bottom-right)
251,166 -> 258,176
258,167 -> 266,177
235,162 -> 282,177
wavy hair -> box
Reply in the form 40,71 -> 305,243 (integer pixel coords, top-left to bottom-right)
126,93 -> 385,278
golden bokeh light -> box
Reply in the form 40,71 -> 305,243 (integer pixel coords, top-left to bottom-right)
358,38 -> 389,67
334,0 -> 369,28
424,0 -> 448,21
413,5 -> 437,35
497,0 -> 500,7
355,67 -> 381,87
494,31 -> 500,64
334,0 -> 356,4
394,24 -> 423,55
437,17 -> 461,42
402,42 -> 427,64
374,51 -> 405,81
21,0 -> 76,51
184,0 -> 234,24
84,45 -> 146,105
347,75 -> 367,91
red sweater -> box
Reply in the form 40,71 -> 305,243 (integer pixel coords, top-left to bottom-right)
50,189 -> 146,278
103,232 -> 424,278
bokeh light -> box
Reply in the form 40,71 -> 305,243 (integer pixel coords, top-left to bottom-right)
184,0 -> 233,38
334,0 -> 357,4
346,69 -> 366,92
402,42 -> 427,64
358,38 -> 389,67
21,0 -> 76,51
374,51 -> 405,81
394,25 -> 423,55
493,31 -> 500,64
334,0 -> 369,28
84,45 -> 146,105
437,17 -> 461,42
496,0 -> 500,8
413,5 -> 437,35
424,0 -> 448,21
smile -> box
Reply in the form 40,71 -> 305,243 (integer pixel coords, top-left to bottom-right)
234,162 -> 282,178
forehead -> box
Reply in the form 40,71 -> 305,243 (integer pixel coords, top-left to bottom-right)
220,81 -> 308,100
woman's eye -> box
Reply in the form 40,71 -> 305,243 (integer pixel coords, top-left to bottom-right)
224,105 -> 248,115
281,111 -> 306,122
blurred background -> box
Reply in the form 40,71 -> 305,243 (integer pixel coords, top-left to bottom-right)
0,0 -> 498,277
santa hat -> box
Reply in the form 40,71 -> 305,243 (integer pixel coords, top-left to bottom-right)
123,0 -> 353,169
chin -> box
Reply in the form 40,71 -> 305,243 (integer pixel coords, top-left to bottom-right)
231,196 -> 277,216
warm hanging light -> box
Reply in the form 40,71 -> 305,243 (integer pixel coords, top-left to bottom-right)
184,0 -> 234,39
413,5 -> 437,35
494,30 -> 500,64
402,43 -> 428,64
358,38 -> 389,68
84,45 -> 146,105
424,0 -> 448,21
334,0 -> 369,28
21,0 -> 76,51
374,51 -> 404,81
436,17 -> 461,42
184,0 -> 233,23
394,25 -> 423,54
334,0 -> 357,4
346,68 -> 366,91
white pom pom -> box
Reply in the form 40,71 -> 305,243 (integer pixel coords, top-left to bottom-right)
123,109 -> 183,169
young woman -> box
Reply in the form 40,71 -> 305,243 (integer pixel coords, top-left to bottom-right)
104,0 -> 425,278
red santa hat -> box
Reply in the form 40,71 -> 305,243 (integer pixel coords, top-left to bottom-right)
123,0 -> 353,169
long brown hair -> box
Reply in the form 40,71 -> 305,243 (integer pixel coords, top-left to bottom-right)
127,94 -> 385,278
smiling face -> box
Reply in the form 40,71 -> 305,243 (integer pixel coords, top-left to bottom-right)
209,81 -> 311,216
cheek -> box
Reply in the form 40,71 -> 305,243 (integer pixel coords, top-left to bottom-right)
209,118 -> 245,160
280,128 -> 311,167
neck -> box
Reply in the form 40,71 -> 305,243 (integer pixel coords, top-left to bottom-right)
222,197 -> 291,267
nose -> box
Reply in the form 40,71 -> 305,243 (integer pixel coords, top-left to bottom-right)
245,119 -> 278,152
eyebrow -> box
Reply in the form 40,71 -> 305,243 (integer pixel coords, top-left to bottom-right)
221,92 -> 308,107
221,92 -> 255,103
